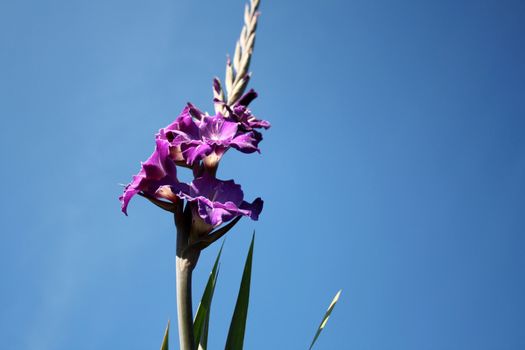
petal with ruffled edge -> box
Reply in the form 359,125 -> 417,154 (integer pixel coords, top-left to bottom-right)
182,142 -> 213,165
230,132 -> 260,153
156,100 -> 269,166
119,139 -> 178,215
240,197 -> 264,221
231,90 -> 271,131
158,107 -> 200,146
171,175 -> 263,226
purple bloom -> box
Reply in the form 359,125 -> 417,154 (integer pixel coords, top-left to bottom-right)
119,138 -> 178,215
171,175 -> 263,227
198,114 -> 260,161
229,89 -> 271,131
156,106 -> 200,163
121,94 -> 268,220
158,107 -> 260,167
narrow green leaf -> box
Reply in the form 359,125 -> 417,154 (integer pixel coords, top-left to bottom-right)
160,320 -> 169,350
193,241 -> 224,349
225,233 -> 255,350
197,304 -> 213,350
197,266 -> 220,350
308,290 -> 342,350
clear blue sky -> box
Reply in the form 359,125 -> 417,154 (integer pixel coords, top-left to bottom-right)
1,0 -> 524,349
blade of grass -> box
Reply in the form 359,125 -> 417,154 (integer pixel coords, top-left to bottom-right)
224,233 -> 255,350
160,320 -> 170,350
308,290 -> 342,350
193,241 -> 224,349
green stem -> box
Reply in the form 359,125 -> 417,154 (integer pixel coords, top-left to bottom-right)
175,217 -> 200,350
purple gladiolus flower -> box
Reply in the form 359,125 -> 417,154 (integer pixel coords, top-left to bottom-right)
119,138 -> 178,215
158,106 -> 260,167
197,114 -> 260,165
170,175 -> 263,227
156,106 -> 200,163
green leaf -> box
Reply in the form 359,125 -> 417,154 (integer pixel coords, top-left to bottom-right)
160,320 -> 169,350
309,290 -> 342,350
197,311 -> 212,350
193,241 -> 224,350
225,233 -> 255,350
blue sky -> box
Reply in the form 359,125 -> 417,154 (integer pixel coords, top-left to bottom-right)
1,0 -> 524,349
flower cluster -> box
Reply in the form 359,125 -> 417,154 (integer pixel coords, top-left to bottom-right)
120,88 -> 269,236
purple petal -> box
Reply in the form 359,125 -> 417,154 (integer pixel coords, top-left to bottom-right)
182,143 -> 212,165
247,118 -> 271,130
119,185 -> 140,216
192,176 -> 244,204
200,115 -> 238,143
119,139 -> 178,215
231,104 -> 271,131
230,132 -> 260,153
187,103 -> 205,120
239,197 -> 264,221
159,111 -> 200,145
197,201 -> 234,227
159,107 -> 191,135
172,175 -> 262,226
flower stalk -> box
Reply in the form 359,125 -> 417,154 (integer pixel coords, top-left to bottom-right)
174,208 -> 200,350
118,1 -> 268,349
175,257 -> 194,350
